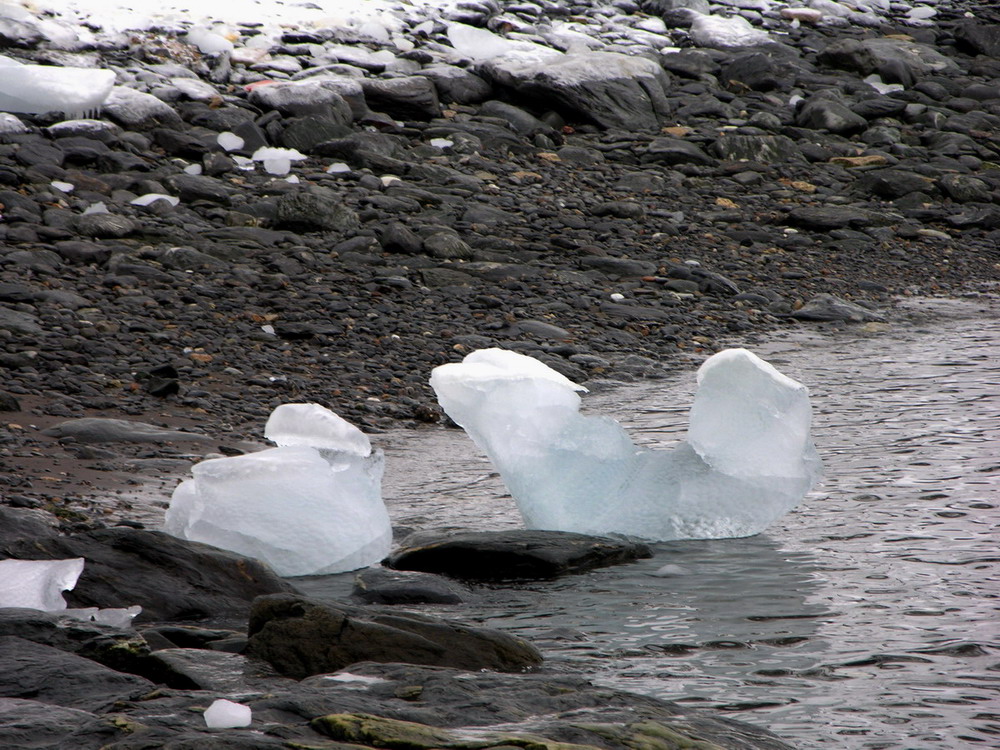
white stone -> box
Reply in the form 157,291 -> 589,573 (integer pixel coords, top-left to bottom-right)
689,14 -> 771,48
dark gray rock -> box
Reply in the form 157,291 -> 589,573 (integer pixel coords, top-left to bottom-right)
360,76 -> 442,119
642,137 -> 716,166
712,134 -> 801,163
280,115 -> 352,152
786,205 -> 892,230
938,174 -> 992,204
246,593 -> 543,679
387,529 -> 652,581
482,52 -> 671,131
0,698 -> 114,750
74,212 -> 135,238
795,96 -> 867,135
0,636 -> 154,711
379,222 -> 423,254
248,80 -> 353,122
855,169 -> 936,199
423,231 -> 473,260
146,648 -> 287,691
954,19 -> 1000,58
103,87 -> 184,130
165,173 -> 232,204
41,418 -> 212,444
721,52 -> 784,92
352,568 -> 466,605
418,64 -> 493,104
479,100 -> 551,135
581,255 -> 657,277
275,186 -> 360,232
0,306 -> 41,335
791,293 -> 885,323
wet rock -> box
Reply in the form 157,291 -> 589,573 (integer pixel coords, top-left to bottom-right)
42,418 -> 212,444
387,529 -> 652,581
954,19 -> 1000,58
248,80 -> 353,122
360,76 -> 441,120
712,134 -> 801,163
2,524 -> 296,622
855,169 -> 936,199
418,64 -> 492,104
275,186 -> 360,232
642,136 -> 715,166
423,231 -> 473,260
102,87 -> 184,130
75,212 -> 135,238
379,221 -> 423,254
786,205 -> 891,230
146,648 -> 287,691
581,255 -> 657,277
165,173 -> 232,204
795,95 -> 867,135
279,115 -> 352,152
0,636 -> 154,711
0,697 -> 114,750
352,568 -> 466,605
482,52 -> 671,131
938,174 -> 992,204
246,593 -> 542,679
791,293 -> 885,323
0,306 -> 42,335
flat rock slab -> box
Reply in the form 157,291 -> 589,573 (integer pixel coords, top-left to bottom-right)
247,593 -> 542,679
385,529 -> 653,581
41,418 -> 214,444
0,636 -> 154,712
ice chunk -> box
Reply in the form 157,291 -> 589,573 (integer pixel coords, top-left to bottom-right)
0,558 -> 85,611
264,402 -> 371,456
185,27 -> 234,55
251,146 -> 306,177
0,56 -> 114,118
217,131 -> 244,151
204,699 -> 251,728
689,14 -> 771,49
62,605 -> 143,628
430,348 -> 821,540
447,22 -> 560,63
130,193 -> 179,207
165,404 -> 390,576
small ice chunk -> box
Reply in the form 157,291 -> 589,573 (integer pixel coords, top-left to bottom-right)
83,202 -> 108,215
251,146 -> 306,176
264,157 -> 291,175
164,404 -> 390,576
431,348 -> 820,540
0,558 -> 85,611
217,132 -> 245,151
610,293 -> 625,301
429,138 -> 453,149
447,22 -> 560,63
130,193 -> 180,207
689,14 -> 771,49
204,699 -> 251,729
61,605 -> 142,628
186,27 -> 235,55
51,181 -> 74,193
327,162 -> 350,173
285,174 -> 300,184
184,163 -> 203,175
265,403 -> 371,456
863,74 -> 904,94
0,55 -> 115,117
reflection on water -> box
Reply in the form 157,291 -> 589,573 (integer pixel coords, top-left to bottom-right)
313,296 -> 1000,750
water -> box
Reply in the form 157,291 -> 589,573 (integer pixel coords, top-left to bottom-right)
301,296 -> 1000,750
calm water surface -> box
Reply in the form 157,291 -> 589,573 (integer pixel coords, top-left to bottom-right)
312,296 -> 999,750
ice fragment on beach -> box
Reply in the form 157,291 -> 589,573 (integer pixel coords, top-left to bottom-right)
251,146 -> 306,176
430,348 -> 821,540
204,699 -> 251,728
447,22 -> 560,63
62,605 -> 142,628
130,193 -> 179,207
0,56 -> 114,118
0,558 -> 85,611
217,131 -> 244,151
185,27 -> 234,55
165,404 -> 390,576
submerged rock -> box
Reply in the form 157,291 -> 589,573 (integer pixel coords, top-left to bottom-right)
387,529 -> 652,581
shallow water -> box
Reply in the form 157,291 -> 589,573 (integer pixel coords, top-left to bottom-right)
347,295 -> 1000,750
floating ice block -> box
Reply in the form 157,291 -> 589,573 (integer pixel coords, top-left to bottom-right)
0,56 -> 115,118
165,404 -> 390,576
430,348 -> 821,540
0,558 -> 85,611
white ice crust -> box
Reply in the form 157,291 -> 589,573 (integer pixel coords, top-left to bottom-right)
165,403 -> 390,576
204,699 -> 252,728
0,55 -> 114,117
0,558 -> 84,610
431,348 -> 821,540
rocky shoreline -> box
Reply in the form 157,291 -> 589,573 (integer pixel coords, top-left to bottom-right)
1,0 -> 999,746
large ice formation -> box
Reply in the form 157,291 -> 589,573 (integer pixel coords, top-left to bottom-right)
0,56 -> 115,117
164,404 -> 391,576
0,558 -> 85,610
430,348 -> 821,540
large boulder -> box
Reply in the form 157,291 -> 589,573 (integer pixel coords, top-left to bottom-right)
386,529 -> 652,581
246,594 -> 542,678
481,51 -> 672,131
